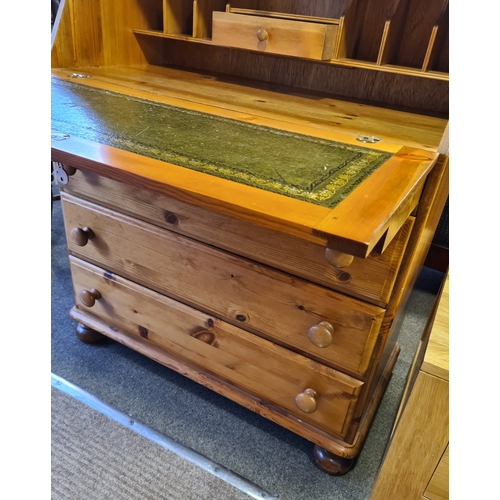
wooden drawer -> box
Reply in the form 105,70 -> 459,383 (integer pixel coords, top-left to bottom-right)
61,169 -> 413,307
212,12 -> 338,61
69,256 -> 363,438
62,194 -> 385,378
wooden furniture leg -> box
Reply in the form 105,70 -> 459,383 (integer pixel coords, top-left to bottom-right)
313,446 -> 356,475
76,323 -> 105,344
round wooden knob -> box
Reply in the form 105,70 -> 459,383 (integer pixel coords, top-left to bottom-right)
325,248 -> 354,268
79,288 -> 101,307
295,388 -> 318,413
70,227 -> 95,246
256,28 -> 268,41
307,322 -> 334,348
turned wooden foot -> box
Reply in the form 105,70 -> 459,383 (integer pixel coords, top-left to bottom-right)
313,445 -> 355,475
76,323 -> 105,344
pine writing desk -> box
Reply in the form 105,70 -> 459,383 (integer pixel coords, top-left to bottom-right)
51,0 -> 449,474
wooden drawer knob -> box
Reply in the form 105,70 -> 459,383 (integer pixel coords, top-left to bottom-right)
256,28 -> 268,41
325,248 -> 354,268
307,322 -> 334,348
79,288 -> 101,308
295,388 -> 318,413
70,227 -> 95,246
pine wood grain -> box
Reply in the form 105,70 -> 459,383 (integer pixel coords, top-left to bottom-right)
51,0 -> 151,67
164,0 -> 193,35
62,194 -> 385,377
61,154 -> 414,307
194,0 -> 227,38
313,147 -> 437,258
70,305 -> 398,459
69,256 -> 363,438
52,0 -> 448,112
353,0 -> 402,63
51,131 -> 436,260
157,36 -> 448,107
370,373 -> 448,499
423,445 -> 449,500
427,3 -> 448,73
51,0 -> 449,474
422,274 -> 449,380
227,8 -> 340,24
394,0 -> 448,69
371,272 -> 449,499
51,66 -> 448,152
212,12 -> 338,60
343,152 -> 448,441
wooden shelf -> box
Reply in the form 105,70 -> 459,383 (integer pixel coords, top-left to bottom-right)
52,0 -> 449,115
330,59 -> 448,81
130,0 -> 449,81
133,29 -> 214,44
132,30 -> 448,81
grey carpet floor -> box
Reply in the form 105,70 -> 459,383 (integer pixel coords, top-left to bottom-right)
52,385 -> 254,500
51,196 -> 444,500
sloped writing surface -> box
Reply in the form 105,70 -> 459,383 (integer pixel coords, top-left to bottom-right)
52,78 -> 392,209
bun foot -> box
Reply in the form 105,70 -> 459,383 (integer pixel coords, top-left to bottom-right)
76,323 -> 104,344
313,445 -> 355,475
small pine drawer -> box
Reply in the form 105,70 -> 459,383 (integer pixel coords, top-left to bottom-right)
69,255 -> 363,438
212,12 -> 338,61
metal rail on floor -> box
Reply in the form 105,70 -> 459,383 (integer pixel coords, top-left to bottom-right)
51,373 -> 278,500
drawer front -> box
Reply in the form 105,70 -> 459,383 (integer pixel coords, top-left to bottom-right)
62,194 -> 385,378
61,169 -> 413,307
212,12 -> 337,61
69,256 -> 363,438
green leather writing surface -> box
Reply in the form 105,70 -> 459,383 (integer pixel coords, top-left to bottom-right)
51,78 -> 392,208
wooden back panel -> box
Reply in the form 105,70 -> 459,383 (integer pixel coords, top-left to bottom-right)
51,0 -> 448,116
51,0 -> 152,68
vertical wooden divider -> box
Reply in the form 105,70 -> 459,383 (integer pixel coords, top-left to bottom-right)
194,0 -> 228,38
421,26 -> 439,72
422,3 -> 449,73
164,0 -> 194,35
393,0 -> 448,69
332,17 -> 344,60
193,0 -> 200,37
334,0 -> 369,60
355,0 -> 405,63
376,21 -> 390,65
375,0 -> 411,67
163,0 -> 170,34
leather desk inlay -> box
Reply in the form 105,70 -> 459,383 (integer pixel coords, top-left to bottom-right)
51,78 -> 392,208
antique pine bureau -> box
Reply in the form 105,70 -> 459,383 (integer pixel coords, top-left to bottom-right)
51,0 -> 449,474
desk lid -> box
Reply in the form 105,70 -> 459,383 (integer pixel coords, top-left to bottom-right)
51,74 -> 439,258
52,78 -> 392,210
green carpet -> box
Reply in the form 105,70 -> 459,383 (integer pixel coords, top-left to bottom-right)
51,77 -> 391,208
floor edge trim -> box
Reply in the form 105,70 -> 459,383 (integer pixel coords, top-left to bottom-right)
51,372 -> 278,500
